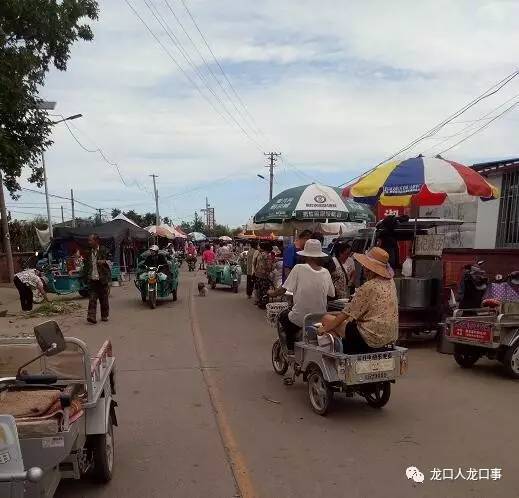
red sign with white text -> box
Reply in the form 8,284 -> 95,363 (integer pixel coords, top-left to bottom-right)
452,321 -> 492,344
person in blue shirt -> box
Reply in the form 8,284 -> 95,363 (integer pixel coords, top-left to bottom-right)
283,229 -> 312,282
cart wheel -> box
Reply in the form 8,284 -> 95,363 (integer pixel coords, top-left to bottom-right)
90,417 -> 114,483
172,288 -> 178,302
364,382 -> 391,409
454,345 -> 480,368
272,339 -> 289,375
140,290 -> 147,302
149,289 -> 157,309
79,289 -> 89,298
503,343 -> 519,379
210,281 -> 216,290
307,368 -> 333,416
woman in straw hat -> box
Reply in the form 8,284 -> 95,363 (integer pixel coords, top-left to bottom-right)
318,247 -> 398,352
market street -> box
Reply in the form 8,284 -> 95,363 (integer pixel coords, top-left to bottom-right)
4,266 -> 507,498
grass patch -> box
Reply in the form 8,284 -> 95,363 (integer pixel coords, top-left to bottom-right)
25,301 -> 82,318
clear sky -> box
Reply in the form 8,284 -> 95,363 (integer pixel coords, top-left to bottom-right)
12,0 -> 519,227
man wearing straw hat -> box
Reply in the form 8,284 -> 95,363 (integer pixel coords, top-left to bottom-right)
269,239 -> 335,351
318,247 -> 398,352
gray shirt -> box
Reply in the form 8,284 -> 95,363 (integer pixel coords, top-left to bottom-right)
91,249 -> 99,280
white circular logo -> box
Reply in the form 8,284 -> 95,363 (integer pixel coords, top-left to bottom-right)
405,466 -> 425,484
314,195 -> 326,204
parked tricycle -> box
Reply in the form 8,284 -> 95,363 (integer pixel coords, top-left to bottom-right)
444,301 -> 519,378
271,312 -> 408,415
0,321 -> 117,497
206,261 -> 242,293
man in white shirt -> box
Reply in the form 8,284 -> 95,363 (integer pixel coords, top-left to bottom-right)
269,239 -> 335,351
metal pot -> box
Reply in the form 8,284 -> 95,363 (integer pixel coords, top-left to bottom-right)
397,277 -> 432,309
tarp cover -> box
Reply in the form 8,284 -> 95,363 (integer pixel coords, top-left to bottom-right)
53,219 -> 151,263
53,219 -> 150,243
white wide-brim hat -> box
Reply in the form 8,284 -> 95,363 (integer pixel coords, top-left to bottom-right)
297,239 -> 328,258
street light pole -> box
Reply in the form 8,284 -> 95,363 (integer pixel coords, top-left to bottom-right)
0,171 -> 14,282
41,152 -> 53,238
150,174 -> 160,226
41,113 -> 83,237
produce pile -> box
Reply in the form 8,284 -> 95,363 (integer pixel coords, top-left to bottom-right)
25,301 -> 82,318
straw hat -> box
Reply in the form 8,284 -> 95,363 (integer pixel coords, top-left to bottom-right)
297,239 -> 328,258
354,247 -> 393,279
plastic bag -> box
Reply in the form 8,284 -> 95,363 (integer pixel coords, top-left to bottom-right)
402,257 -> 413,277
449,289 -> 458,308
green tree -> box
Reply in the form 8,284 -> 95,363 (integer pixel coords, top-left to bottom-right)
205,224 -> 231,238
111,208 -> 121,218
192,212 -> 204,232
0,0 -> 99,194
124,210 -> 143,226
180,221 -> 192,233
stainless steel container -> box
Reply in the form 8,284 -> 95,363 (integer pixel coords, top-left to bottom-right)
397,277 -> 432,309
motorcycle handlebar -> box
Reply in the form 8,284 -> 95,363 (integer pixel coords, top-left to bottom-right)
0,467 -> 43,483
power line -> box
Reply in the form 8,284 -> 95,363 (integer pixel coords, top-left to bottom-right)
124,0 -> 264,152
20,187 -> 99,212
374,70 -> 519,167
438,102 -> 519,155
163,0 -> 268,145
420,93 -> 519,155
53,117 -> 150,194
143,0 -> 265,151
338,70 -> 519,188
178,0 -> 271,146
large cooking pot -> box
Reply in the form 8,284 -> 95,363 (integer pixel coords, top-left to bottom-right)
396,277 -> 433,309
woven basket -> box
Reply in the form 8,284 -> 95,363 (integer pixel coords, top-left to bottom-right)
266,302 -> 290,328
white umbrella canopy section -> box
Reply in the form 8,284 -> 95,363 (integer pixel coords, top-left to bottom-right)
188,232 -> 207,242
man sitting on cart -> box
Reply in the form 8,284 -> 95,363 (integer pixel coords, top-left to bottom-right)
216,241 -> 232,263
268,239 -> 335,351
318,247 -> 398,353
142,245 -> 170,275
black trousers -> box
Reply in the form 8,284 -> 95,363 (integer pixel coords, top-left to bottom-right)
255,277 -> 271,308
278,309 -> 301,350
342,321 -> 372,353
246,275 -> 256,297
14,276 -> 33,311
88,280 -> 110,321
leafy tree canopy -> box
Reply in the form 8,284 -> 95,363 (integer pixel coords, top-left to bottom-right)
0,0 -> 99,195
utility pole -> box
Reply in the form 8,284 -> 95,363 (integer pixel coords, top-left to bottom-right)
264,152 -> 281,201
201,197 -> 215,230
0,172 -> 14,282
41,152 -> 53,237
97,209 -> 103,224
150,174 -> 160,226
71,189 -> 76,228
61,206 -> 64,224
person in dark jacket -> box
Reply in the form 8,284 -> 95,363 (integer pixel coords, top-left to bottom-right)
82,234 -> 111,324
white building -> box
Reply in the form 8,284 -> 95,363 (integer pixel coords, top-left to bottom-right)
420,158 -> 519,249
